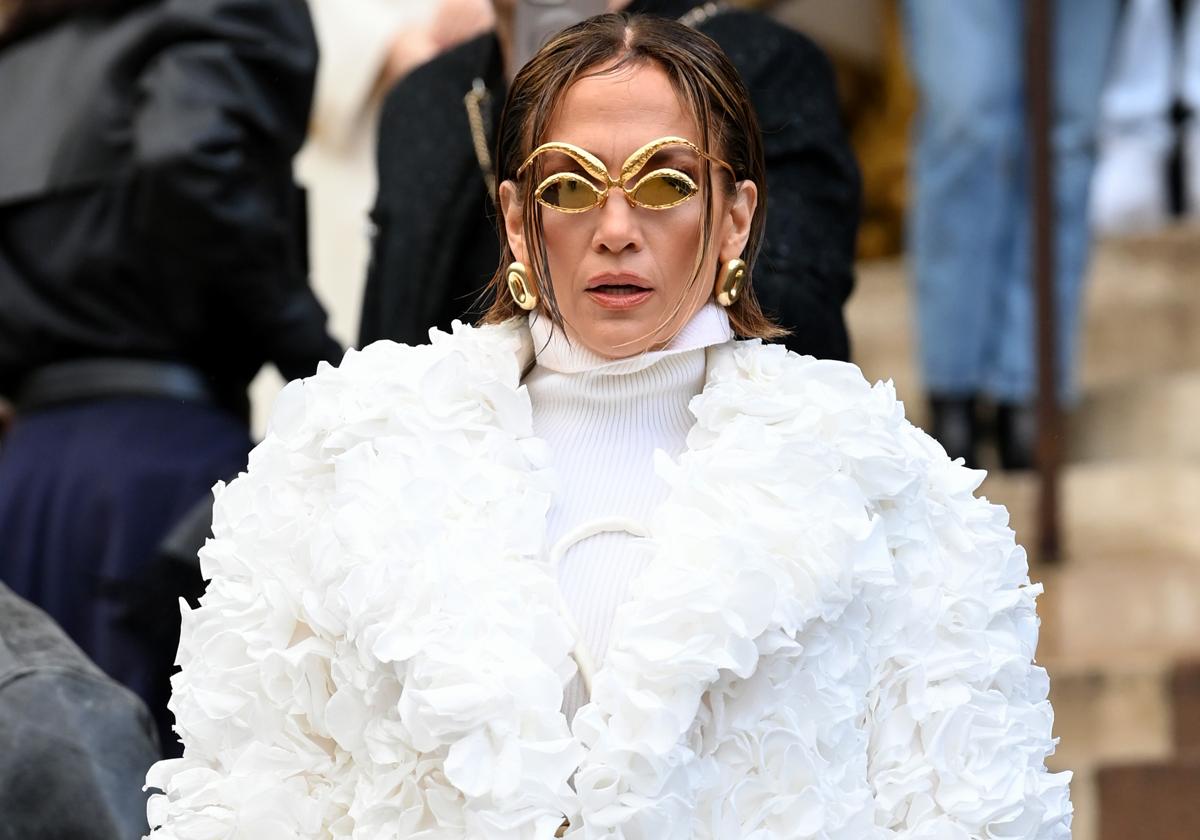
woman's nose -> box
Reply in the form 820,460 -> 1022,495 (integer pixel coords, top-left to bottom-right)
590,189 -> 642,254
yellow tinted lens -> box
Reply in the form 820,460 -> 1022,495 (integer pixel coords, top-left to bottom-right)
537,174 -> 602,211
629,170 -> 697,208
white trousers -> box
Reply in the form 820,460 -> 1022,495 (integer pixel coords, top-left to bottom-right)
1091,0 -> 1200,231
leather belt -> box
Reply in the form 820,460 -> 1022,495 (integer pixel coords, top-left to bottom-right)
14,359 -> 216,413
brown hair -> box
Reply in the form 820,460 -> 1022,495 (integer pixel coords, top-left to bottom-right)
479,12 -> 786,342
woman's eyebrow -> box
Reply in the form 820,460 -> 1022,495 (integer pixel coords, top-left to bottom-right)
540,151 -> 591,173
620,149 -> 701,187
641,148 -> 697,169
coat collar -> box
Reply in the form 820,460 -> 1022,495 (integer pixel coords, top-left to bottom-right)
397,320 -> 894,835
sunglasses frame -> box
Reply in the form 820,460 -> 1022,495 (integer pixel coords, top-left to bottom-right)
516,136 -> 736,214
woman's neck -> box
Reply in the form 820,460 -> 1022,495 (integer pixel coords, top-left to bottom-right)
529,303 -> 733,375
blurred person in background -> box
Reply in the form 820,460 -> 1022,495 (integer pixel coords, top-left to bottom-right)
0,582 -> 159,839
902,1 -> 1119,470
0,0 -> 340,756
297,0 -> 493,347
359,0 -> 860,364
1090,0 -> 1200,234
244,0 -> 492,434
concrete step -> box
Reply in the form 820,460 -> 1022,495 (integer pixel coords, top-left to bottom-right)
1037,558 -> 1200,660
1043,655 -> 1174,840
1082,229 -> 1200,392
980,461 -> 1200,565
1046,654 -> 1200,840
1044,656 -> 1172,773
1096,759 -> 1200,840
1069,769 -> 1099,840
1088,227 -> 1200,311
1170,659 -> 1200,760
1067,372 -> 1200,462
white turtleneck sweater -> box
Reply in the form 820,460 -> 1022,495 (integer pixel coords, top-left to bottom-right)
523,304 -> 735,720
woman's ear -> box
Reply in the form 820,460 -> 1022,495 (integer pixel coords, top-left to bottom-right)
718,180 -> 758,263
498,180 -> 528,264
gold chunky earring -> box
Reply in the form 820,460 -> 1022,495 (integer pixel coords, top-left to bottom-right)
506,261 -> 539,311
715,258 -> 747,307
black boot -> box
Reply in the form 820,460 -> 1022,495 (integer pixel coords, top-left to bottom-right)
928,394 -> 980,469
996,401 -> 1037,471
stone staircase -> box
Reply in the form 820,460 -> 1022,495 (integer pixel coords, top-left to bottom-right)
846,228 -> 1200,840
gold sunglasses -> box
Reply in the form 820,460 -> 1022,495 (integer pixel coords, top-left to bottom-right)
517,135 -> 736,214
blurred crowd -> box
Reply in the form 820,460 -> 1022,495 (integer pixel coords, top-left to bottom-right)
0,0 -> 1191,836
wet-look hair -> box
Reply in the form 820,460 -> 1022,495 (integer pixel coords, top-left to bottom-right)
480,12 -> 786,342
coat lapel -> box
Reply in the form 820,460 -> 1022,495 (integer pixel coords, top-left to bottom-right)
557,340 -> 893,837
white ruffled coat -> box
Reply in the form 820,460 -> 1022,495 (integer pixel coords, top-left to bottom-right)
146,320 -> 1071,839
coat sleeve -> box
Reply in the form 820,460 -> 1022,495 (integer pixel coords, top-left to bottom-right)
863,451 -> 1072,838
131,0 -> 341,381
715,19 -> 860,362
0,585 -> 160,840
0,670 -> 160,839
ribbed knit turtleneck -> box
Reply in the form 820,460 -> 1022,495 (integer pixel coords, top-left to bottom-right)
524,304 -> 734,720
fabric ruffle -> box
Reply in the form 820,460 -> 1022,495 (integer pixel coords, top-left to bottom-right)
147,322 -> 582,839
566,341 -> 1067,839
146,325 -> 1068,839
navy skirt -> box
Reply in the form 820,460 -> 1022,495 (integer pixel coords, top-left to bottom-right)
0,396 -> 252,756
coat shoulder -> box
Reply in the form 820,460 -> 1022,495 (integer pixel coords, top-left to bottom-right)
262,320 -> 530,450
378,32 -> 498,149
702,339 -> 980,508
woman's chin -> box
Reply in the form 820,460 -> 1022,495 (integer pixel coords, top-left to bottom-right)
576,322 -> 671,359
567,299 -> 707,358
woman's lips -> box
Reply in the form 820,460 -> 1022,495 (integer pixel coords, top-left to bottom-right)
585,274 -> 653,310
585,284 -> 653,310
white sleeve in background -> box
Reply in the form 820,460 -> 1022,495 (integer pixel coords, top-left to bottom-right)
305,0 -> 439,150
1099,0 -> 1174,125
1090,0 -> 1175,234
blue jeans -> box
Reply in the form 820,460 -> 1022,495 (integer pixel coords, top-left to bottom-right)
902,0 -> 1119,403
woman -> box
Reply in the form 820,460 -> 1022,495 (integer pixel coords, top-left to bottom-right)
147,15 -> 1068,839
0,0 -> 340,757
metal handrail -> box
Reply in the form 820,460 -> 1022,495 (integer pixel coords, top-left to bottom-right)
1027,0 -> 1062,565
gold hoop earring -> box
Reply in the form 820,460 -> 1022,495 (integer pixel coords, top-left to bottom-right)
506,262 -> 539,311
715,258 -> 747,307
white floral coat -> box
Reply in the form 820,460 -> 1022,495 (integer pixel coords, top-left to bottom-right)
145,320 -> 1071,839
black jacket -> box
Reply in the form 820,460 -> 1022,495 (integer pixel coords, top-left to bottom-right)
0,0 -> 341,411
0,582 -> 159,839
361,0 -> 860,361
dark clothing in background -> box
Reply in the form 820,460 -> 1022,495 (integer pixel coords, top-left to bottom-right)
0,398 -> 251,757
0,0 -> 337,756
0,582 -> 160,840
0,0 -> 341,412
361,0 -> 860,362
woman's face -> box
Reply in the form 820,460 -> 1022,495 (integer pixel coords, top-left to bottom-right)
500,61 -> 757,358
